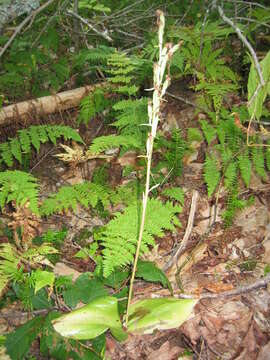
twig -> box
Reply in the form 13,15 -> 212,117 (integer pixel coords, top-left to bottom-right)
177,273 -> 270,299
66,10 -> 112,42
0,0 -> 56,58
223,0 -> 268,10
217,5 -> 265,89
163,190 -> 199,272
166,91 -> 206,111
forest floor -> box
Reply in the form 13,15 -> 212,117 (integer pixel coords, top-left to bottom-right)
0,83 -> 270,360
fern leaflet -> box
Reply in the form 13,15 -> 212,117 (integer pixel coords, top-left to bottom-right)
98,198 -> 182,277
252,146 -> 267,180
89,134 -> 142,155
0,125 -> 83,167
204,155 -> 221,196
40,182 -> 110,216
162,187 -> 185,205
0,170 -> 39,214
238,149 -> 252,187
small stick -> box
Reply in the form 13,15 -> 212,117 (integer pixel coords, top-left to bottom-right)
66,10 -> 112,42
163,190 -> 199,272
176,273 -> 270,299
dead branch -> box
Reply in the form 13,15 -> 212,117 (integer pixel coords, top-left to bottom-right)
66,9 -> 112,42
164,190 -> 199,272
0,83 -> 106,125
177,273 -> 270,299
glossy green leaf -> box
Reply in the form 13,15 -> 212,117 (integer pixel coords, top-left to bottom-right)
248,51 -> 270,120
136,260 -> 173,294
53,296 -> 127,341
127,297 -> 197,334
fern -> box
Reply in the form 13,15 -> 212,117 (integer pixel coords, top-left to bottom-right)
107,52 -> 139,95
156,129 -> 186,177
89,134 -> 142,155
98,198 -> 182,277
238,149 -> 252,186
74,45 -> 115,69
112,98 -> 148,132
0,170 -> 39,214
0,243 -> 58,296
0,243 -> 22,295
204,155 -> 221,197
162,187 -> 185,205
199,120 -> 216,145
223,190 -> 253,227
40,182 -> 110,216
110,180 -> 143,206
78,88 -> 112,125
251,146 -> 267,180
224,161 -> 237,189
0,125 -> 83,167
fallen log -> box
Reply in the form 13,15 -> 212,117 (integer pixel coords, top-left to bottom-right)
0,83 -> 105,125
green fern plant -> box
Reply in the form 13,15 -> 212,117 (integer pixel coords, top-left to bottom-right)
89,134 -> 142,155
155,129 -> 186,178
0,170 -> 39,214
202,114 -> 270,197
97,198 -> 182,277
77,88 -> 112,125
106,52 -> 139,96
0,242 -> 58,296
40,182 -> 110,216
0,125 -> 83,167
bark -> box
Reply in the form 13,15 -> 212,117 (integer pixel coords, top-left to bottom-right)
0,0 -> 40,31
0,83 -> 105,125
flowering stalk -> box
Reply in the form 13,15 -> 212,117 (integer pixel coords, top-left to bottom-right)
126,10 -> 181,325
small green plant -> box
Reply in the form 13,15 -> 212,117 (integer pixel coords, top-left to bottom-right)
0,125 -> 83,168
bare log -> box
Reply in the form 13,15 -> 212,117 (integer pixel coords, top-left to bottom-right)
0,83 -> 105,125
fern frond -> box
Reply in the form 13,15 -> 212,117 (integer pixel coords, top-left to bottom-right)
0,142 -> 13,167
199,120 -> 216,145
223,190 -> 252,227
78,89 -> 111,125
0,125 -> 83,167
0,243 -> 21,295
224,161 -> 237,189
252,146 -> 267,180
98,198 -> 182,277
40,182 -> 109,216
157,129 -> 186,177
204,155 -> 221,196
238,149 -> 252,186
89,134 -> 142,155
74,46 -> 115,68
162,187 -> 185,204
9,138 -> 22,163
0,171 -> 39,214
112,97 -> 148,131
106,52 -> 139,95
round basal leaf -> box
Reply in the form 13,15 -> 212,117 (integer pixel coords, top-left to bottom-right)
52,296 -> 127,341
127,297 -> 197,334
